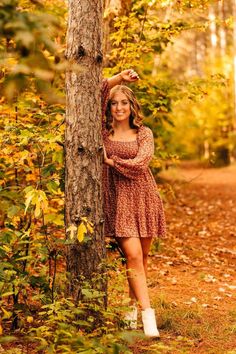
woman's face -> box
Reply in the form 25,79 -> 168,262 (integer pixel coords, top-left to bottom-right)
110,92 -> 131,123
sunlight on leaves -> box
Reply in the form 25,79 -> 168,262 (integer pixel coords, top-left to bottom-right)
77,222 -> 87,242
24,188 -> 48,217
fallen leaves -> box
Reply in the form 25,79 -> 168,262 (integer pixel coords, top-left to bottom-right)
202,274 -> 217,283
147,165 -> 236,353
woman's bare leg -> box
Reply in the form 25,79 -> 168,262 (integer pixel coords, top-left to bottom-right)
116,237 -> 151,310
128,287 -> 136,304
140,237 -> 153,276
128,237 -> 153,303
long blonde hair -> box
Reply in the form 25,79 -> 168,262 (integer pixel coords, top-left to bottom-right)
105,85 -> 144,133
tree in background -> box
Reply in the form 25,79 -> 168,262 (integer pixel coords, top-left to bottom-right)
103,0 -> 236,166
103,0 -> 132,66
162,0 -> 235,165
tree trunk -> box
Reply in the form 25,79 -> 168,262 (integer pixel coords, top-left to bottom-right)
208,4 -> 217,57
218,0 -> 226,57
233,0 -> 236,131
152,1 -> 174,77
65,0 -> 106,303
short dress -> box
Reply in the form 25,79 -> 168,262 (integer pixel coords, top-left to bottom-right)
102,80 -> 166,239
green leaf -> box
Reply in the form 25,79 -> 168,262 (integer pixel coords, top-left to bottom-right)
46,180 -> 59,194
0,292 -> 14,298
7,205 -> 20,218
44,213 -> 64,226
1,307 -> 12,320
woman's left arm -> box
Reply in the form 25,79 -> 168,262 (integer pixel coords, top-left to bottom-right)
109,127 -> 154,179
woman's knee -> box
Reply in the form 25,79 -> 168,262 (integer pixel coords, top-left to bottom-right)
126,252 -> 143,266
116,238 -> 143,264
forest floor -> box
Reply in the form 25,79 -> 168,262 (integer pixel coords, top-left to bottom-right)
129,162 -> 236,354
1,162 -> 236,354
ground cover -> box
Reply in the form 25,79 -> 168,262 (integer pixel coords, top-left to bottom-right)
1,163 -> 236,353
129,163 -> 236,353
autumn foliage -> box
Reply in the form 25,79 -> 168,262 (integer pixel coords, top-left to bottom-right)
0,0 -> 236,352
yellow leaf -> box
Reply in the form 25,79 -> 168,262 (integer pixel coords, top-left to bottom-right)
81,217 -> 94,234
27,316 -> 34,323
1,307 -> 11,320
77,222 -> 87,242
25,189 -> 48,218
0,324 -> 3,336
66,224 -> 77,240
2,245 -> 11,253
34,203 -> 41,218
24,190 -> 34,214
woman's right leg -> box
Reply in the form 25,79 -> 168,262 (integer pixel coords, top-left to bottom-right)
116,237 -> 160,337
140,237 -> 153,276
128,237 -> 153,303
115,237 -> 151,310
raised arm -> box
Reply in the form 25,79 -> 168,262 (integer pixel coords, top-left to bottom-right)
107,69 -> 139,89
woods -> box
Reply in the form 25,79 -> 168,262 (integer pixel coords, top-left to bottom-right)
0,0 -> 236,353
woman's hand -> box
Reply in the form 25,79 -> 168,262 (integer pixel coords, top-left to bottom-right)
103,144 -> 114,167
120,69 -> 139,83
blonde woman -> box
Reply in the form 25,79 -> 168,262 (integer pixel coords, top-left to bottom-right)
102,70 -> 166,337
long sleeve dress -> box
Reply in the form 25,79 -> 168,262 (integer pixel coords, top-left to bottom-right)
102,80 -> 166,239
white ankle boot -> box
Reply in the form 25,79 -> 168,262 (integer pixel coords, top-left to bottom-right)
124,305 -> 138,330
141,308 -> 160,338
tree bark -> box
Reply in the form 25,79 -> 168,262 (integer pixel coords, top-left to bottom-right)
65,0 -> 106,303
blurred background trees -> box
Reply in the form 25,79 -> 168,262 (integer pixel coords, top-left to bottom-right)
103,0 -> 236,167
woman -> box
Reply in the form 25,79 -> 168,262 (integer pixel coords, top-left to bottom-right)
101,70 -> 166,338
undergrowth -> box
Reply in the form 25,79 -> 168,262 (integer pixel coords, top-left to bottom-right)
0,256 -> 143,353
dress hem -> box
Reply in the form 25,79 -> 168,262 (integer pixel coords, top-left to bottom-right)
105,233 -> 162,239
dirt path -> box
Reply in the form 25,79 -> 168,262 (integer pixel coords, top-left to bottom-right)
133,163 -> 236,353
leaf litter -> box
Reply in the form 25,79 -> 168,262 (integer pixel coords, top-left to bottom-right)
139,163 -> 236,353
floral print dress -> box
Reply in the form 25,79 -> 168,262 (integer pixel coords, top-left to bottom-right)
102,80 -> 166,238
